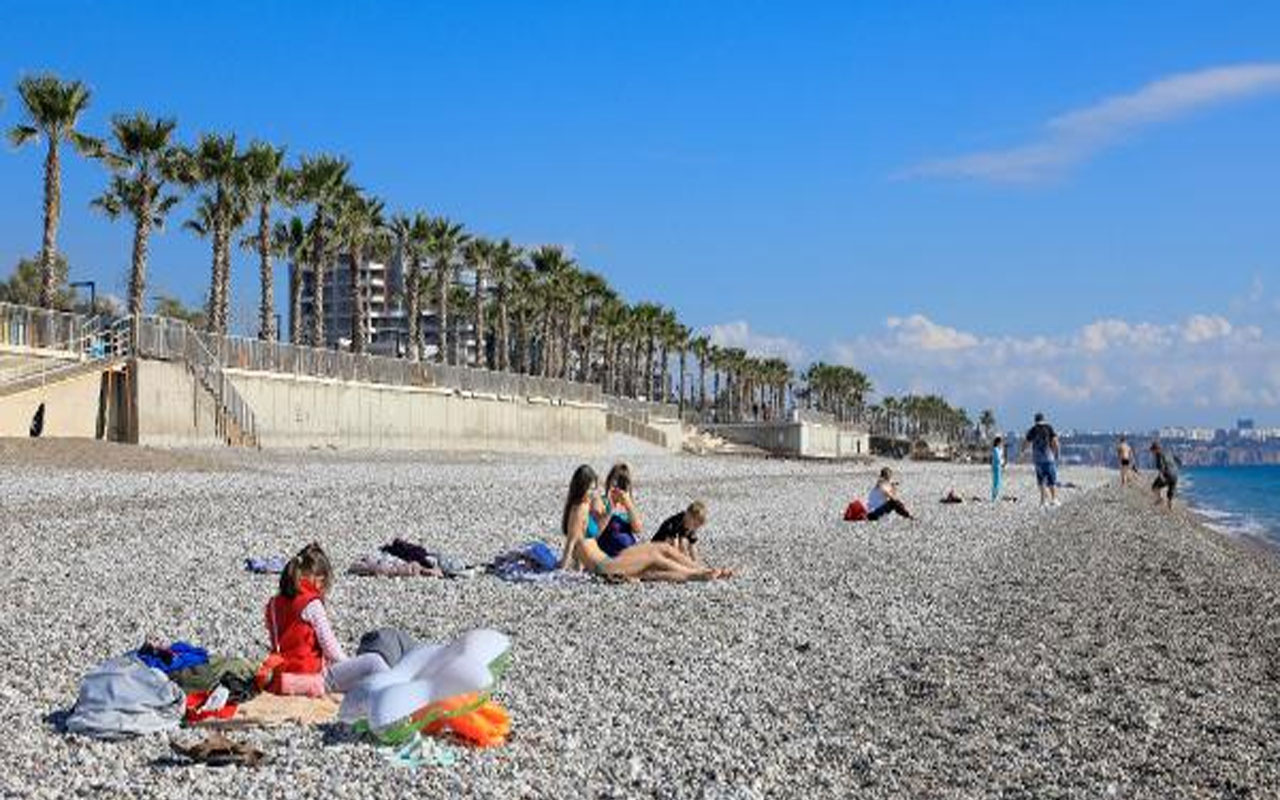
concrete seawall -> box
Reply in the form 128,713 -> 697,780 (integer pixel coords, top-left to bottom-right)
704,420 -> 869,459
0,369 -> 104,439
135,359 -> 606,453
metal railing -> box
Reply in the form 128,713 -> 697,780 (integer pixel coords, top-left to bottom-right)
0,301 -> 95,355
0,303 -> 130,394
134,316 -> 258,447
606,396 -> 681,422
134,318 -> 603,405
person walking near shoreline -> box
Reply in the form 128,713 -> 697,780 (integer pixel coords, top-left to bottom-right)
1021,412 -> 1060,507
1117,435 -> 1135,486
1150,440 -> 1178,510
991,436 -> 1006,501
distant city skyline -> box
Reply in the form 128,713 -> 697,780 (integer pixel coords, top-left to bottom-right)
1,1 -> 1277,430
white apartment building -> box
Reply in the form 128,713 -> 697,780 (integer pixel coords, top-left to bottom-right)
298,256 -> 478,361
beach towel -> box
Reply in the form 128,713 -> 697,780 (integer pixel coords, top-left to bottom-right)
201,693 -> 342,728
65,656 -> 185,739
496,569 -> 594,585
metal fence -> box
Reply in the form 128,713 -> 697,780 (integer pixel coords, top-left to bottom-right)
132,316 -> 603,404
606,395 -> 681,422
0,302 -> 94,354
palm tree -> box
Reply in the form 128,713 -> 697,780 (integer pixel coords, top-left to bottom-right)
240,143 -> 289,340
333,186 -> 384,354
462,237 -> 495,368
511,260 -> 537,374
177,133 -> 247,333
528,245 -> 575,377
489,239 -> 522,371
690,335 -> 710,414
271,215 -> 309,345
89,113 -> 182,318
448,283 -> 474,364
8,74 -> 103,309
389,212 -> 430,360
424,217 -> 469,364
979,409 -> 997,440
293,155 -> 349,347
629,302 -> 661,399
672,322 -> 690,416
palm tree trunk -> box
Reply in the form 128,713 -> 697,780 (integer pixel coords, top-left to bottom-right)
407,257 -> 422,361
257,203 -> 274,340
678,348 -> 687,417
435,262 -> 448,364
310,226 -> 325,347
218,223 -> 233,333
289,263 -> 302,345
645,338 -> 655,400
517,310 -> 530,374
497,283 -> 509,371
698,354 -> 707,413
39,139 -> 61,309
206,231 -> 222,332
348,249 -> 365,354
473,268 -> 486,368
660,345 -> 670,404
127,207 -> 152,318
539,311 -> 552,377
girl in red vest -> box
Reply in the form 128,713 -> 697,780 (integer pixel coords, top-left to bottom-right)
261,543 -> 389,696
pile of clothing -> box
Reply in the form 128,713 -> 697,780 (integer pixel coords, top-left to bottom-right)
349,539 -> 471,579
487,541 -> 587,584
64,639 -> 346,741
65,640 -> 256,738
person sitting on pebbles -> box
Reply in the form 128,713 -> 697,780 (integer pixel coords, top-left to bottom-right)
558,465 -> 731,581
260,543 -> 391,696
651,500 -> 708,562
867,467 -> 915,520
596,462 -> 645,557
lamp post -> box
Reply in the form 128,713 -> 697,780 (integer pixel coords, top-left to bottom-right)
69,280 -> 96,314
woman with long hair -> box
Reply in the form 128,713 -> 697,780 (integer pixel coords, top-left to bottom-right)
558,465 -> 730,581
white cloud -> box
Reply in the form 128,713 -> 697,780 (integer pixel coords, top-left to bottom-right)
1075,319 -> 1169,352
903,63 -> 1280,182
703,320 -> 806,363
1180,314 -> 1232,344
885,314 -> 979,350
828,312 -> 1280,420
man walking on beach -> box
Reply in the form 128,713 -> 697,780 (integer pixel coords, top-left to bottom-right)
1117,435 -> 1135,487
1021,412 -> 1060,507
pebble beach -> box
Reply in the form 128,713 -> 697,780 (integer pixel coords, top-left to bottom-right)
2,439 -> 1278,798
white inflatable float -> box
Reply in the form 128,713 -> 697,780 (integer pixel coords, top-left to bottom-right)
339,628 -> 511,740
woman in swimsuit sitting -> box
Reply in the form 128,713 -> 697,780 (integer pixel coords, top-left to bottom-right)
558,465 -> 730,581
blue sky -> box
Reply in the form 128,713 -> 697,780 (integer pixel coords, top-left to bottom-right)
2,1 -> 1278,430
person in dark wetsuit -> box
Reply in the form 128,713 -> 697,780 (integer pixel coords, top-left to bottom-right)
1149,441 -> 1178,510
651,501 -> 708,562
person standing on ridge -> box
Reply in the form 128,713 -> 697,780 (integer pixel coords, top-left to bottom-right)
1021,412 -> 1060,507
1117,435 -> 1135,487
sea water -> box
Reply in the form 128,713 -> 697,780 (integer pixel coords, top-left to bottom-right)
1182,465 -> 1280,544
